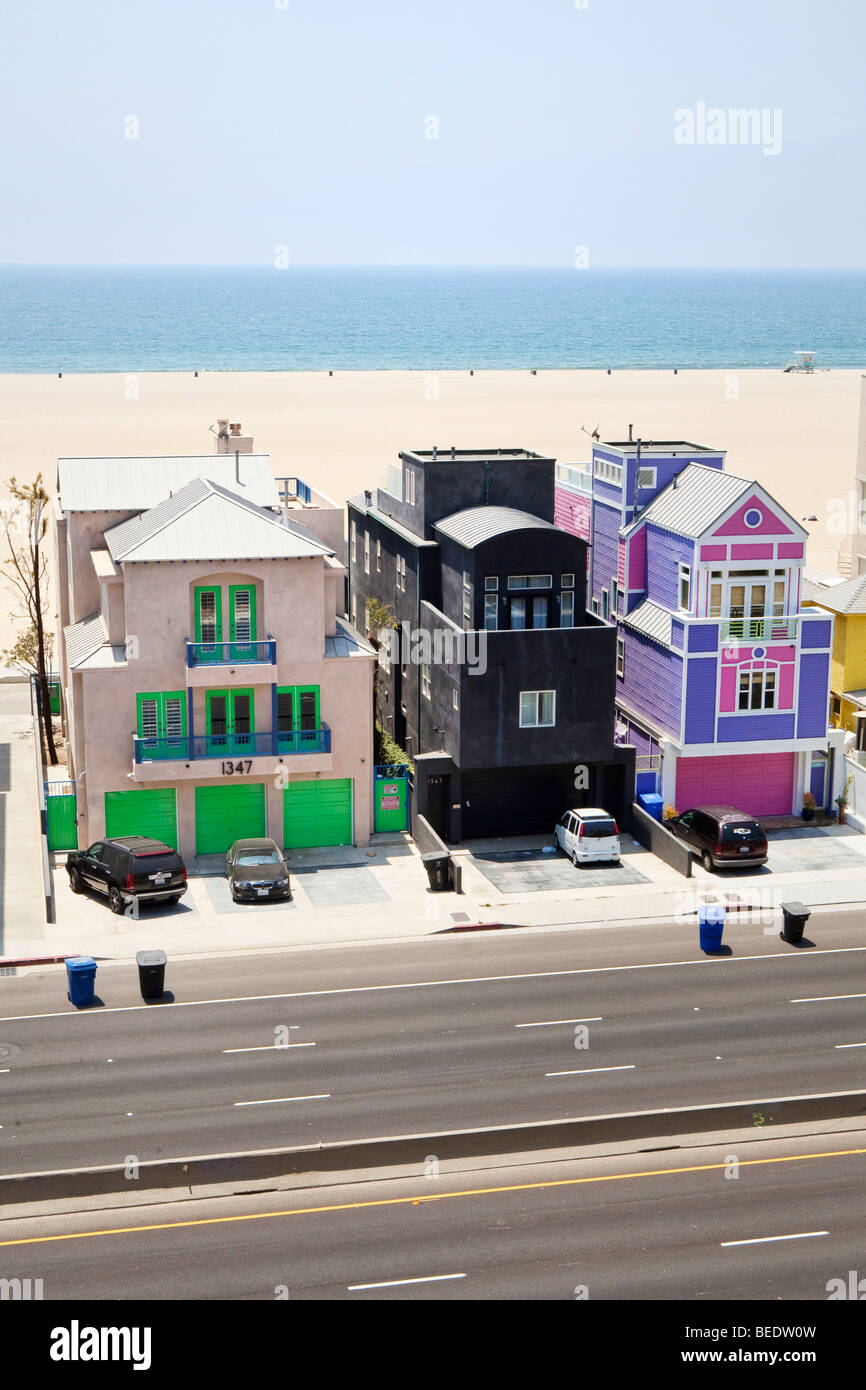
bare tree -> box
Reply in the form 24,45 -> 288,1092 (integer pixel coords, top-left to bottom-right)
1,474 -> 58,764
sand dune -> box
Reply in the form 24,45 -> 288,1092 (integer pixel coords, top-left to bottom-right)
0,367 -> 863,657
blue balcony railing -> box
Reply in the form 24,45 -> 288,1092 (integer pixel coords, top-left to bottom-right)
134,724 -> 331,763
186,638 -> 276,668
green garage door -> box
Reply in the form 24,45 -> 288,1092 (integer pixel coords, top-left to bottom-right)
195,782 -> 266,855
104,789 -> 178,849
283,779 -> 353,848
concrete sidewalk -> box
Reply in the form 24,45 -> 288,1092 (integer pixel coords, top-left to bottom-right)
0,683 -> 51,956
3,822 -> 865,964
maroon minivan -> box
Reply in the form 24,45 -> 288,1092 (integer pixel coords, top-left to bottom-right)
669,806 -> 769,872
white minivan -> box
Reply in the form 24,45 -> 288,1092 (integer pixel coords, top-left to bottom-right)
554,807 -> 621,866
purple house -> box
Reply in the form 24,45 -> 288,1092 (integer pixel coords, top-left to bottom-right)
556,437 -> 837,817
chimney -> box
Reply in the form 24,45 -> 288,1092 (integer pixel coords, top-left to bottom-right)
364,489 -> 372,507
451,445 -> 456,459
627,423 -> 633,443
214,419 -> 253,454
432,446 -> 438,460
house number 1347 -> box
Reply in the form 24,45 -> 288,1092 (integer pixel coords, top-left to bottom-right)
222,760 -> 252,775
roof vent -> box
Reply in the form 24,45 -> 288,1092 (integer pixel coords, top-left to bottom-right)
627,423 -> 633,443
364,489 -> 372,506
451,445 -> 456,459
432,446 -> 438,460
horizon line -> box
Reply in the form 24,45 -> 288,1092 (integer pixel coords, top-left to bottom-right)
1,263 -> 866,273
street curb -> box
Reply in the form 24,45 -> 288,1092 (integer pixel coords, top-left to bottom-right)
0,955 -> 80,968
2,1088 -> 864,1208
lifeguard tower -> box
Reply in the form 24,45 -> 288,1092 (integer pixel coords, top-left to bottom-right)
784,350 -> 815,373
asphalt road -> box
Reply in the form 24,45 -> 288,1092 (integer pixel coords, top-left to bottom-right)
1,916 -> 864,1175
0,1134 -> 862,1299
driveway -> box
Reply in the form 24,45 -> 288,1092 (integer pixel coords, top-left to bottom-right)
466,834 -> 651,894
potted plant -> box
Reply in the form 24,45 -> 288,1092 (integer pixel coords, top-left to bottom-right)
662,804 -> 678,823
801,791 -> 817,822
836,774 -> 854,825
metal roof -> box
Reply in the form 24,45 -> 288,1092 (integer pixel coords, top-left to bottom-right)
57,454 -> 278,512
622,600 -> 673,647
104,478 -> 334,563
803,573 -> 866,615
433,505 -> 559,548
626,463 -> 752,540
324,617 -> 376,659
63,612 -> 116,669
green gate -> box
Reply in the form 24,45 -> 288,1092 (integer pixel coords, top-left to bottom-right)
45,780 -> 78,851
374,765 -> 410,833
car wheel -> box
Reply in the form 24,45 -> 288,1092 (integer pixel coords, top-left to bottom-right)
109,887 -> 125,915
68,867 -> 83,894
702,851 -> 714,873
572,850 -> 580,868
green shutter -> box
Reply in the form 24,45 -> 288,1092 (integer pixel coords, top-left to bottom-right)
195,587 -> 223,644
229,585 -> 257,646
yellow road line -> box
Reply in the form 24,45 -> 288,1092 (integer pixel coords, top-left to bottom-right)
1,1146 -> 863,1249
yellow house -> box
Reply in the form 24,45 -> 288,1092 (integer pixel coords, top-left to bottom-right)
803,575 -> 866,745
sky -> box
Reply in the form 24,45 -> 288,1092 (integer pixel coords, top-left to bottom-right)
0,0 -> 863,268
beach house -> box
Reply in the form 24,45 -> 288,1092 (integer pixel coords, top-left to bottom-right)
347,447 -> 634,841
54,434 -> 375,860
555,437 -> 842,816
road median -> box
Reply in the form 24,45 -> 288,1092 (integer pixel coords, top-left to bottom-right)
2,1088 -> 865,1209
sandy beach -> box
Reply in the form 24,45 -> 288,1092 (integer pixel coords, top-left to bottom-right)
0,367 -> 863,655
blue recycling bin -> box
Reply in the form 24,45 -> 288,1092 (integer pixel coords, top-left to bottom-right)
66,955 -> 97,1007
698,903 -> 726,953
638,792 -> 664,822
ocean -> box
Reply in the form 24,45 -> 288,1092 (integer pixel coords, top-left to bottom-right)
1,266 -> 864,373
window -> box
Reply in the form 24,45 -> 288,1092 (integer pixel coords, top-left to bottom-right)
195,586 -> 222,646
350,521 -> 357,565
376,539 -> 381,572
637,466 -> 657,489
710,576 -> 723,618
137,691 -> 186,754
561,572 -> 575,589
421,664 -> 431,700
560,591 -> 575,627
773,578 -> 785,617
452,689 -> 459,711
738,668 -> 777,711
396,555 -> 406,592
277,686 -> 320,738
351,598 -> 357,627
485,575 -> 499,591
601,588 -> 609,621
484,594 -> 498,630
229,586 -> 256,647
616,637 -> 624,678
532,597 -> 548,628
510,597 -> 526,630
463,571 -> 472,629
593,458 -> 623,486
405,468 -> 416,506
831,696 -> 842,721
678,564 -> 691,612
611,578 -> 618,613
591,597 -> 599,615
364,531 -> 370,575
507,574 -> 552,590
519,690 -> 556,728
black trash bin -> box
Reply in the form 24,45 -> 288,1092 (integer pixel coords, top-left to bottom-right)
422,851 -> 450,892
136,948 -> 167,1000
781,901 -> 811,946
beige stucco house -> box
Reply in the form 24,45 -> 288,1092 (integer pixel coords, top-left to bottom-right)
54,439 -> 375,860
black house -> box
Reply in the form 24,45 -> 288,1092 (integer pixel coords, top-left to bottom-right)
348,447 -> 634,841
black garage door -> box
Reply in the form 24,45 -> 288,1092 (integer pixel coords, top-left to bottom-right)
461,765 -> 595,839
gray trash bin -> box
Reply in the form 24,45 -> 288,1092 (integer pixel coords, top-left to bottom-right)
781,901 -> 810,946
136,948 -> 167,1000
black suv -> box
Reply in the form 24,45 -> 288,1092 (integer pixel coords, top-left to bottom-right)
66,837 -> 188,913
668,805 -> 768,872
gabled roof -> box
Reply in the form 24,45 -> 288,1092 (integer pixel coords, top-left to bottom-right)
622,600 -> 673,647
803,572 -> 866,615
104,478 -> 334,563
622,464 -> 750,540
433,506 -> 559,548
57,455 -> 278,512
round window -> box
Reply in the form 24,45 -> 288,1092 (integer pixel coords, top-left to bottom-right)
753,646 -> 766,659
744,507 -> 763,529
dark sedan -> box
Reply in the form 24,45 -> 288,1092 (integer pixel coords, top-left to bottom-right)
225,838 -> 292,902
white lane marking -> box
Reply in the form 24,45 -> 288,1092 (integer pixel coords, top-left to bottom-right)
348,1273 -> 466,1291
834,1042 -> 866,1049
721,1231 -> 828,1248
0,1068 -> 9,1073
546,1065 -> 636,1077
4,946 -> 866,1024
791,993 -> 866,1003
223,1044 -> 316,1053
515,1017 -> 603,1028
233,1094 -> 330,1107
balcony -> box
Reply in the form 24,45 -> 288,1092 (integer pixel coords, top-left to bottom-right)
133,725 -> 331,764
719,616 -> 799,643
186,639 -> 276,668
